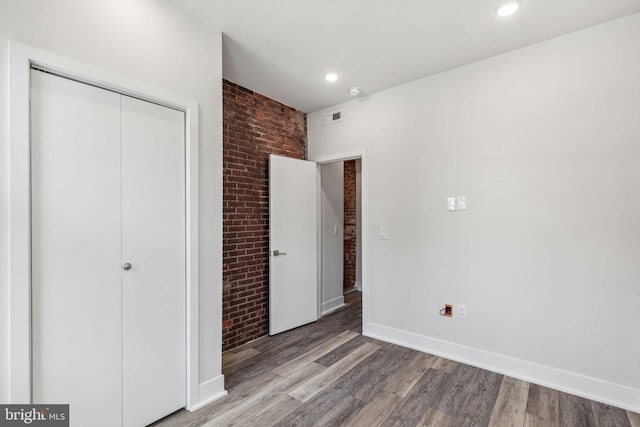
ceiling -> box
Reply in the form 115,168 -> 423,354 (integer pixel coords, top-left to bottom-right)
172,0 -> 640,113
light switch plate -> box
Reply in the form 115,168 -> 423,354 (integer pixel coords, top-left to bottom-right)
379,227 -> 388,240
447,197 -> 456,211
457,196 -> 467,210
457,304 -> 467,319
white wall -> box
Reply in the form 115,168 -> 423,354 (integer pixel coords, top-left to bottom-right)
321,162 -> 345,314
0,41 -> 9,403
309,13 -> 640,411
0,0 -> 224,407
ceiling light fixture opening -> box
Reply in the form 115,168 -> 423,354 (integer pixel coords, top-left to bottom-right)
496,1 -> 520,17
325,73 -> 339,82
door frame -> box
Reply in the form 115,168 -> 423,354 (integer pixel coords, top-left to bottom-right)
7,42 -> 205,409
312,150 -> 369,333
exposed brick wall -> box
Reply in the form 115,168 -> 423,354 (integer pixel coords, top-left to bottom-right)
223,80 -> 306,351
343,160 -> 357,291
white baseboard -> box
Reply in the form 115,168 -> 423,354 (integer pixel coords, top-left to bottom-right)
355,281 -> 362,292
189,375 -> 227,412
321,296 -> 345,315
364,321 -> 640,413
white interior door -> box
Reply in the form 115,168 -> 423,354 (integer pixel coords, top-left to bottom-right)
31,70 -> 123,426
31,70 -> 186,427
269,155 -> 318,335
121,96 -> 186,427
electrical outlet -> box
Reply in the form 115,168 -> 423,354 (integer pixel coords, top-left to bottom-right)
457,304 -> 467,320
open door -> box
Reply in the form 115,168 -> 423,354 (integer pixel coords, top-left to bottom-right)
269,154 -> 318,335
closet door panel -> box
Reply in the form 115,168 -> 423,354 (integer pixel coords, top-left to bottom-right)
31,70 -> 123,427
120,96 -> 186,427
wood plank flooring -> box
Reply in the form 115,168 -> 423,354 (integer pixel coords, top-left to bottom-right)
153,291 -> 639,426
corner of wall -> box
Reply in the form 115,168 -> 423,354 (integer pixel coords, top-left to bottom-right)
189,374 -> 227,412
321,296 -> 345,315
198,24 -> 224,388
221,80 -> 307,350
320,161 -> 344,309
0,39 -> 11,403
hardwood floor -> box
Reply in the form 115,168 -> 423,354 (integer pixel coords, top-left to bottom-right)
154,292 -> 639,426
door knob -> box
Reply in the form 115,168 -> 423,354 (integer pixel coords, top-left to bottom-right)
123,263 -> 132,270
272,250 -> 287,257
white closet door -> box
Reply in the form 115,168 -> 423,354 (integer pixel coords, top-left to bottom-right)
120,96 -> 186,427
32,70 -> 186,427
31,70 -> 123,426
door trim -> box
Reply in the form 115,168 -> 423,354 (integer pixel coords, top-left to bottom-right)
312,150 -> 369,334
6,41 -> 212,409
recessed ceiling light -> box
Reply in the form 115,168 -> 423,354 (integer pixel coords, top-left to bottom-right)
496,1 -> 520,17
325,73 -> 338,82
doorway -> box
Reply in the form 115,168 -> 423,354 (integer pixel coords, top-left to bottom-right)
268,152 -> 367,335
319,158 -> 362,316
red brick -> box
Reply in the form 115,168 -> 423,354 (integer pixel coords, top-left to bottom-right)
344,160 -> 357,290
222,80 -> 306,351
